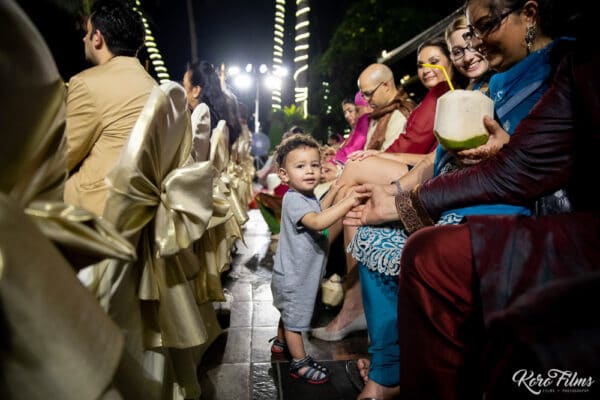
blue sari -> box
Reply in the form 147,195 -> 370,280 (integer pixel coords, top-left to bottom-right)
434,39 -> 571,219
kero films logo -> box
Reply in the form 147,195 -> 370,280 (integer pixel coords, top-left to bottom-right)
512,369 -> 595,395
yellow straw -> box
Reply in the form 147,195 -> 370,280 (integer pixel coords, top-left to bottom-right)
422,63 -> 454,91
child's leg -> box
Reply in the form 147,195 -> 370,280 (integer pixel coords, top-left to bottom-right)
285,328 -> 330,384
270,318 -> 289,354
277,318 -> 285,341
283,329 -> 305,359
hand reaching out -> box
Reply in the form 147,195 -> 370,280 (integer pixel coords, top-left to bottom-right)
343,187 -> 371,207
343,183 -> 398,226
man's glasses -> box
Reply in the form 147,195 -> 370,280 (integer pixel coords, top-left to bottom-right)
463,8 -> 515,42
361,81 -> 384,99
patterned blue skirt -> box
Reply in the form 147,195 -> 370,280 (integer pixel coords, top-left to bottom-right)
347,213 -> 464,276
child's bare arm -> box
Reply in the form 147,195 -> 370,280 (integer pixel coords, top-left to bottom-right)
301,191 -> 367,231
319,179 -> 340,209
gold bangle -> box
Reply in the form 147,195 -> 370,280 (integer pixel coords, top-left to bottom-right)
410,186 -> 435,227
394,186 -> 434,234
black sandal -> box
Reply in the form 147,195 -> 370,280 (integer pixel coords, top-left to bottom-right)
345,360 -> 366,392
268,336 -> 289,355
289,355 -> 330,384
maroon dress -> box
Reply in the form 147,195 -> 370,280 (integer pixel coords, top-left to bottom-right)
398,46 -> 600,399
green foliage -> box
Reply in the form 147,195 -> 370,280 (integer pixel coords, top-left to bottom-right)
267,105 -> 319,148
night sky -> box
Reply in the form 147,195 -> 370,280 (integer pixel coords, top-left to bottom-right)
16,0 -> 354,123
15,0 -> 458,131
16,0 -> 351,81
145,0 -> 354,109
146,0 -> 352,73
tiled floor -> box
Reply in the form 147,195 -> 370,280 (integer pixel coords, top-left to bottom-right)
198,209 -> 369,400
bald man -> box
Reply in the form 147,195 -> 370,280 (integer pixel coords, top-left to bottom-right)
357,63 -> 414,150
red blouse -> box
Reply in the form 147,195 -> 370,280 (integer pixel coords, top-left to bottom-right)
384,81 -> 450,155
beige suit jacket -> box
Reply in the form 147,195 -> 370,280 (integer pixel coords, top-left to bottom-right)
64,56 -> 157,216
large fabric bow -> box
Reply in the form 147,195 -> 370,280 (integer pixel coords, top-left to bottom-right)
104,82 -> 213,256
102,81 -> 217,350
1,0 -> 136,267
0,1 -> 129,398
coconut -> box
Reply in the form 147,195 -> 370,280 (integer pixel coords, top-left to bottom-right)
321,273 -> 344,307
434,89 -> 494,151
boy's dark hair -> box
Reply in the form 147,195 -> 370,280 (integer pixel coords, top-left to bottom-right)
289,125 -> 304,134
275,133 -> 320,168
89,0 -> 145,57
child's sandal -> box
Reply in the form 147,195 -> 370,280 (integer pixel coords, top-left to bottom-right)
268,336 -> 288,355
289,355 -> 330,384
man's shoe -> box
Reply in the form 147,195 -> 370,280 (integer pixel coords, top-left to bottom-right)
311,314 -> 367,341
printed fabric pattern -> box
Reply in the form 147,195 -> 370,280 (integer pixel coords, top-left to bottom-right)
348,213 -> 464,276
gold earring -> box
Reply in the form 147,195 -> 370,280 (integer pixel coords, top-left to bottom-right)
525,24 -> 537,53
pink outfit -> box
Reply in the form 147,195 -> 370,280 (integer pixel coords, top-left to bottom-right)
354,90 -> 368,107
334,91 -> 370,164
334,113 -> 370,164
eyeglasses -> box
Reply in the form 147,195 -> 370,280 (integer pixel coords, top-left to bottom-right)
463,8 -> 515,42
450,44 -> 481,61
360,81 -> 384,99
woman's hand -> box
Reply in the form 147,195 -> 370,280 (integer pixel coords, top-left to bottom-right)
347,149 -> 383,162
456,116 -> 510,165
343,183 -> 398,226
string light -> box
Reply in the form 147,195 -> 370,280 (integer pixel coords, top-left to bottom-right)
294,0 -> 310,117
133,0 -> 170,84
271,0 -> 287,110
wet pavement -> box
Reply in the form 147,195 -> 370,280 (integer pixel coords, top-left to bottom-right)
197,209 -> 369,400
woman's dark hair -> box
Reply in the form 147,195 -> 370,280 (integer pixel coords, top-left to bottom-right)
186,60 -> 242,145
417,36 -> 467,89
341,98 -> 355,106
417,37 -> 451,59
89,0 -> 145,57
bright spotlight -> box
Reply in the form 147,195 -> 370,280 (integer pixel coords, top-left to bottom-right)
245,63 -> 253,73
228,66 -> 241,76
233,73 -> 253,90
259,64 -> 268,74
274,67 -> 288,77
264,75 -> 282,90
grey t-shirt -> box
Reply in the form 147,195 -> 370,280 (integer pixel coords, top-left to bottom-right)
271,189 -> 328,331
